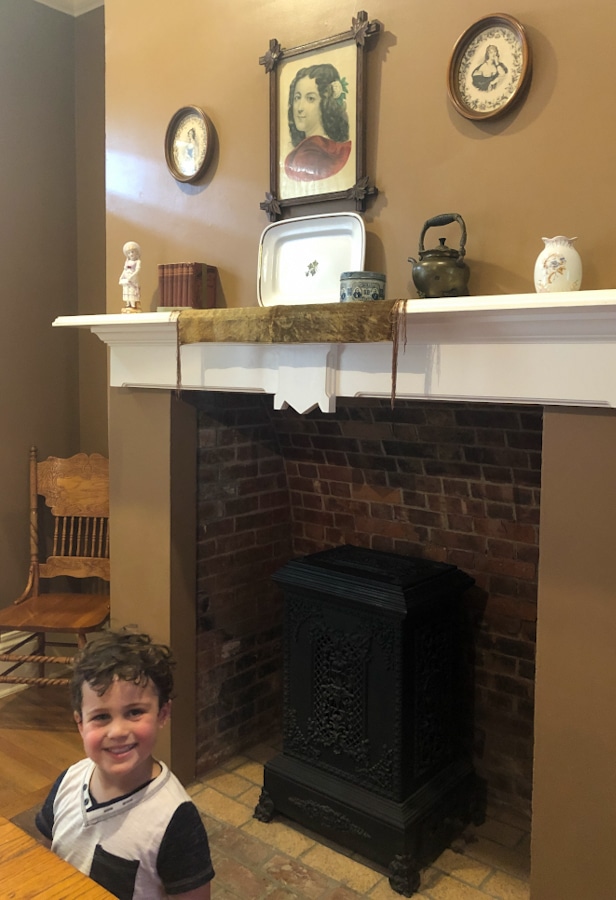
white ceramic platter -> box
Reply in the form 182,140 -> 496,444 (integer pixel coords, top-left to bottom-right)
257,212 -> 366,306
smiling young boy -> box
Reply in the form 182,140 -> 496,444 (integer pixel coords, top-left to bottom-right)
36,631 -> 214,900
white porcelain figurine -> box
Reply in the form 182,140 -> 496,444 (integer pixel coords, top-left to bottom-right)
119,241 -> 142,313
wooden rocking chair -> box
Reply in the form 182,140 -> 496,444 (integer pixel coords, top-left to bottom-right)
0,447 -> 110,687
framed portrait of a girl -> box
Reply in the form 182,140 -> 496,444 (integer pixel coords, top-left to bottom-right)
259,11 -> 381,221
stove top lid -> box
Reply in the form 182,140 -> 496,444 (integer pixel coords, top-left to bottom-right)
290,544 -> 457,589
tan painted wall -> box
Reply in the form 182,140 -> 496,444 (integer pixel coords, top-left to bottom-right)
534,409 -> 616,899
0,1 -> 80,604
104,0 -> 616,309
76,7 -> 108,455
0,3 -> 106,608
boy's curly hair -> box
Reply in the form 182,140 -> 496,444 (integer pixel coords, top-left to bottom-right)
70,630 -> 176,715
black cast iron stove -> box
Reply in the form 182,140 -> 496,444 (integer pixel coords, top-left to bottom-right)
254,545 -> 485,896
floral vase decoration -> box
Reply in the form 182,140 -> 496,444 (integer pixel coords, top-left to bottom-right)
534,236 -> 582,293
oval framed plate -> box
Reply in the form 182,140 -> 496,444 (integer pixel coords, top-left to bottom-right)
164,105 -> 215,183
447,14 -> 532,121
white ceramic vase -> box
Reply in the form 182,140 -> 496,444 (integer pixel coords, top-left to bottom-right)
534,236 -> 582,293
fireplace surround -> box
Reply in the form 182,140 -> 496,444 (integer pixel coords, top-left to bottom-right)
55,289 -> 616,898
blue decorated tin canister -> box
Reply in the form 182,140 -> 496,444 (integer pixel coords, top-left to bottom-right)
340,271 -> 386,302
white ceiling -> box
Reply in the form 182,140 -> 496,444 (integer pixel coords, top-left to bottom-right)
32,0 -> 103,15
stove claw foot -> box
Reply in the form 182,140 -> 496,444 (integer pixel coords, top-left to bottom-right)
253,788 -> 275,822
388,853 -> 421,897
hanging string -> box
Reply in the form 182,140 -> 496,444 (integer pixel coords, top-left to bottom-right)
389,299 -> 408,408
176,312 -> 182,398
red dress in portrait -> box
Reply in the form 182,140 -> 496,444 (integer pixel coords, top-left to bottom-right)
284,136 -> 352,182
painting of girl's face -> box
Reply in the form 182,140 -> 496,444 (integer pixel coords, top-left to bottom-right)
292,77 -> 323,137
275,38 -> 359,202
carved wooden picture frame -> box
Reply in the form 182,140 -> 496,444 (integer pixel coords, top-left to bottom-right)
259,10 -> 381,221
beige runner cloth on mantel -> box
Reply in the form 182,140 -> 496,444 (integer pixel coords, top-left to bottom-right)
177,299 -> 405,345
175,299 -> 408,405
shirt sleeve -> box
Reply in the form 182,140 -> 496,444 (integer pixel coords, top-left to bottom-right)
157,801 -> 215,895
35,769 -> 67,840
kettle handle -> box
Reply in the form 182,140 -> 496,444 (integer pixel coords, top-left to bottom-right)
419,213 -> 467,259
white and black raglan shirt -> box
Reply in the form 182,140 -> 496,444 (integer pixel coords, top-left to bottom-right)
36,758 -> 214,900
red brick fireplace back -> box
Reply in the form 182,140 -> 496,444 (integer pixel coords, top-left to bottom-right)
193,394 -> 540,815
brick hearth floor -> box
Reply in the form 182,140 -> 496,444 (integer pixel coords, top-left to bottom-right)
189,739 -> 531,900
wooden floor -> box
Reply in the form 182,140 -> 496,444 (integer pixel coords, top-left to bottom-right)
0,685 -> 82,821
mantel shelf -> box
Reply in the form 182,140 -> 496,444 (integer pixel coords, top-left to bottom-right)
54,290 -> 616,414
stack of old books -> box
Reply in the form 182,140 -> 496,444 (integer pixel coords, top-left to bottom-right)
157,262 -> 218,310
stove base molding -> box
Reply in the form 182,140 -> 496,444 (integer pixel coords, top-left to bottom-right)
256,754 -> 485,897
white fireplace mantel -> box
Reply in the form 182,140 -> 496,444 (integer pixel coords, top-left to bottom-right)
54,290 -> 616,414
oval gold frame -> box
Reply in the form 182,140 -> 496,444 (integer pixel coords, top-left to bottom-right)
164,105 -> 215,183
447,14 -> 532,121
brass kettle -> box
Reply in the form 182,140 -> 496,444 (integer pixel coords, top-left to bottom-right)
408,213 -> 470,298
